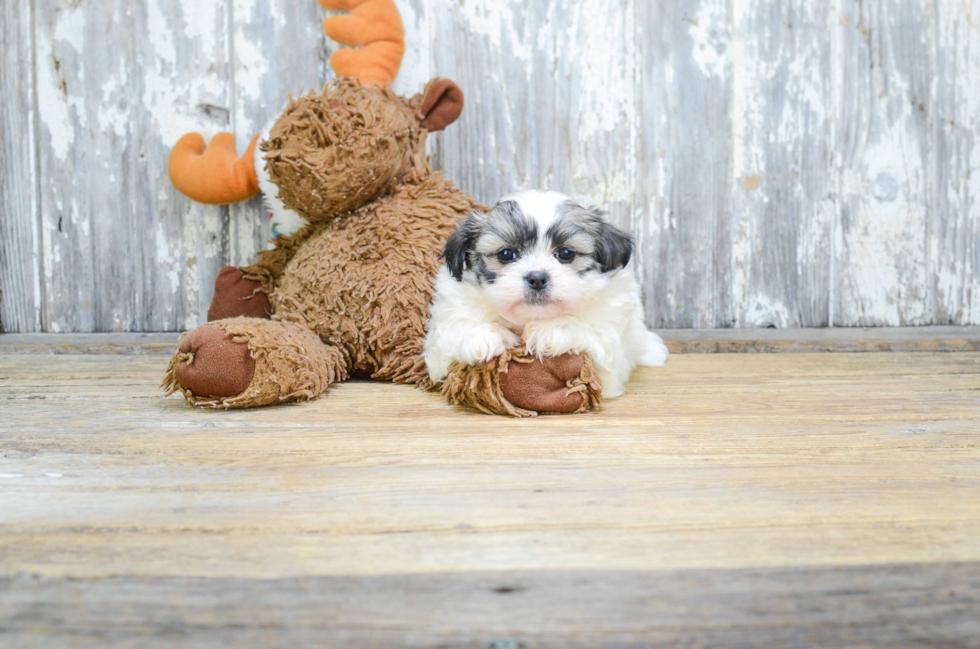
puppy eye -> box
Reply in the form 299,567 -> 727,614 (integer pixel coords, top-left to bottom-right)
556,247 -> 575,263
497,249 -> 517,263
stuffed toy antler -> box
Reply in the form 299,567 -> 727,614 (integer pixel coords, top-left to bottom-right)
320,0 -> 405,85
168,0 -> 406,205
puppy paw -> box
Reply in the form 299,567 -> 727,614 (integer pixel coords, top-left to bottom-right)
523,317 -> 591,358
458,324 -> 520,365
638,332 -> 669,367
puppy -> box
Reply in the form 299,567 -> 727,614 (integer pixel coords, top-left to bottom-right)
424,190 -> 668,399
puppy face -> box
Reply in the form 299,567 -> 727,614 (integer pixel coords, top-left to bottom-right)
442,190 -> 634,325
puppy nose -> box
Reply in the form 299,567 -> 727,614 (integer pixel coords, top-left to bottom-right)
524,271 -> 549,291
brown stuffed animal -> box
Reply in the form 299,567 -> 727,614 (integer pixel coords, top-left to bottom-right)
162,0 -> 602,416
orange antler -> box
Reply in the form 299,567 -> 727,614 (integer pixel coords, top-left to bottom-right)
319,0 -> 405,86
168,133 -> 260,205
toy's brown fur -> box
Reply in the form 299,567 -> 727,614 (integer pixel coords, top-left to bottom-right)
259,160 -> 476,388
262,81 -> 423,222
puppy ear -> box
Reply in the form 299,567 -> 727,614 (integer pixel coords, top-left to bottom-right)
593,217 -> 634,272
442,212 -> 482,281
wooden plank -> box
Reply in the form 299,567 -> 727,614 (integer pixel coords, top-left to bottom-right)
933,1 -> 980,325
728,1 -> 834,327
834,0 -> 935,326
0,332 -> 180,355
32,0 -> 233,333
1,352 -> 978,576
636,0 -> 733,328
2,563 -> 979,648
429,0 -> 639,243
1,351 -> 979,644
663,324 -> 980,353
0,0 -> 41,333
2,327 -> 979,355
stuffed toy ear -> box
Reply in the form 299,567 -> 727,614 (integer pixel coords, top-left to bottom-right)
421,79 -> 464,132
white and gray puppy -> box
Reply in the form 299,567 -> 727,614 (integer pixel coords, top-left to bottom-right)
424,190 -> 668,398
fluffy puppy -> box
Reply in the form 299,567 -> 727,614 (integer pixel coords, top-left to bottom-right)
424,190 -> 668,399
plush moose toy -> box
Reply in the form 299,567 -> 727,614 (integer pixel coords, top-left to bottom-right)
163,0 -> 602,416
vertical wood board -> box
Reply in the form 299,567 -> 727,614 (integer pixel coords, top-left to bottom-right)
0,0 -> 42,333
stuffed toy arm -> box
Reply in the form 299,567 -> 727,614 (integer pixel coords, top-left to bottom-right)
440,348 -> 603,417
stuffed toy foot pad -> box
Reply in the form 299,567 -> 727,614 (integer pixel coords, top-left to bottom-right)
170,323 -> 255,398
499,353 -> 594,413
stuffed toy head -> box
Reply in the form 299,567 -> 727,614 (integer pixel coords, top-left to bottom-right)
167,0 -> 464,225
260,79 -> 462,223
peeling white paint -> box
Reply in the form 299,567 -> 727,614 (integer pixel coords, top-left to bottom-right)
744,296 -> 791,328
181,205 -> 204,330
156,221 -> 181,296
98,75 -> 129,138
391,0 -> 432,96
566,0 -> 634,141
179,0 -> 222,46
689,2 -> 731,79
144,0 -> 227,145
455,0 -> 531,62
233,29 -> 270,106
36,7 -> 87,161
842,118 -> 929,325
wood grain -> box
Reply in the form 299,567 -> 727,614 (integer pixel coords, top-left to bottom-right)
0,349 -> 978,644
934,1 -> 980,325
729,1 -> 835,328
0,0 -> 41,333
2,564 -> 979,648
30,0 -> 235,333
636,0 -> 732,328
834,0 -> 934,326
3,0 -> 980,332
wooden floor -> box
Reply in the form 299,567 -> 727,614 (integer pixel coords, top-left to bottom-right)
1,336 -> 980,647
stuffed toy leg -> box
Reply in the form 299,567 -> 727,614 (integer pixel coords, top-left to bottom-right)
163,317 -> 347,408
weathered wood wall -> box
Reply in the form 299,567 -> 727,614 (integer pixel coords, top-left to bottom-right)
2,0 -> 979,332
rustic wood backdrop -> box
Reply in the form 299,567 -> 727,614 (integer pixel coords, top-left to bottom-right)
2,0 -> 979,333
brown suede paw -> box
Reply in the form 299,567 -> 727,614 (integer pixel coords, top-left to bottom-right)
499,354 -> 586,413
173,323 -> 255,398
441,348 -> 602,417
207,266 -> 272,321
